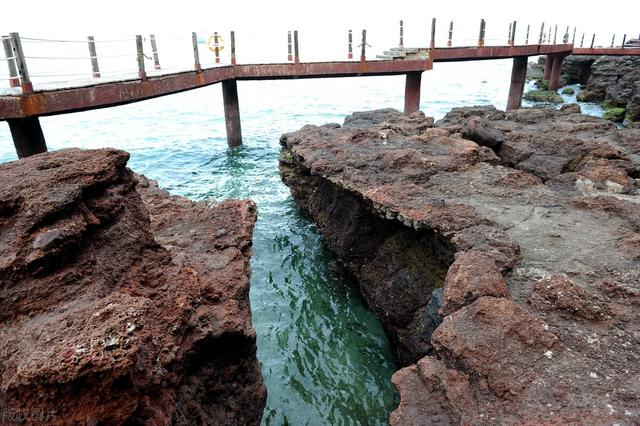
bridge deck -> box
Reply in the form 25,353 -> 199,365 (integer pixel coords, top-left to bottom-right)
431,44 -> 573,61
1,60 -> 431,119
2,43 -> 640,120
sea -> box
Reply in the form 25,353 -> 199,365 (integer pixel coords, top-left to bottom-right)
0,35 -> 605,425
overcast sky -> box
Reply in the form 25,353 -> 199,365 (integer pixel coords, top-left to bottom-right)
2,0 -> 637,38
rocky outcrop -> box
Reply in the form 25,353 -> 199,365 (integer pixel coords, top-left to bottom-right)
526,55 -> 640,125
0,149 -> 266,424
527,55 -> 597,87
577,56 -> 640,124
280,107 -> 640,424
561,55 -> 597,85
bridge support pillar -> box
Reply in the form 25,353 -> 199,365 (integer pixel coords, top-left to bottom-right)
222,79 -> 242,147
506,56 -> 528,110
543,55 -> 552,81
7,117 -> 48,158
404,72 -> 422,114
549,55 -> 564,91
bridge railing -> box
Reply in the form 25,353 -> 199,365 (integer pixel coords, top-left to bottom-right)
2,20 -> 638,93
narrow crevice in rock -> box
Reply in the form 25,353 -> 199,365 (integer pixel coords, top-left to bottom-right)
281,150 -> 454,366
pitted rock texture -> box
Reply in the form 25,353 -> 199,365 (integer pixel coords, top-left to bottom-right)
0,149 -> 266,425
280,107 -> 640,424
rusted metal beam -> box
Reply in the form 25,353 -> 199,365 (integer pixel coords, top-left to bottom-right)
234,60 -> 433,80
430,44 -> 573,62
572,47 -> 640,55
404,71 -> 422,114
506,56 -> 527,110
7,116 -> 47,158
0,67 -> 236,119
0,60 -> 433,120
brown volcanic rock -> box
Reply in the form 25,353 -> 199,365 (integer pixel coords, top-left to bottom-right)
390,357 -> 476,426
280,107 -> 640,424
439,250 -> 509,316
462,116 -> 504,150
529,275 -> 611,320
0,149 -> 266,425
432,297 -> 559,399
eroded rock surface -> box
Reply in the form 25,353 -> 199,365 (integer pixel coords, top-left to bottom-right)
279,107 -> 640,424
0,149 -> 266,425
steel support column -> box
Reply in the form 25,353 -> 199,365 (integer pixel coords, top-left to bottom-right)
8,117 -> 47,158
404,71 -> 422,114
543,55 -> 552,80
549,55 -> 564,91
506,56 -> 528,110
222,79 -> 242,147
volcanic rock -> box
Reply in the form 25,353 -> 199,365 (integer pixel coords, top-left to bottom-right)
577,56 -> 640,123
279,107 -> 640,424
0,149 -> 266,424
439,250 -> 509,316
462,116 -> 504,150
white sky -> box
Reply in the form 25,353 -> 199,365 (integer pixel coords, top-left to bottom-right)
2,0 -> 637,39
1,0 -> 638,67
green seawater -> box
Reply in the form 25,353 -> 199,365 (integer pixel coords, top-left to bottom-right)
191,146 -> 398,425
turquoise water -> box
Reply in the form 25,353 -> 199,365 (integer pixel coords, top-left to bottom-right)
0,60 -> 606,424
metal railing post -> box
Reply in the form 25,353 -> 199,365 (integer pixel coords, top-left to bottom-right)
9,32 -> 32,93
230,31 -> 236,65
150,34 -> 161,70
87,36 -> 100,78
192,32 -> 201,72
2,35 -> 19,88
136,35 -> 147,80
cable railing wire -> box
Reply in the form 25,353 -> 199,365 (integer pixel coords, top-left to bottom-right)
21,36 -> 137,43
24,53 -> 136,60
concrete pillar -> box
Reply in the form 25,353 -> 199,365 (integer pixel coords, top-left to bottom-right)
222,79 -> 242,147
8,117 -> 48,158
404,72 -> 422,114
543,55 -> 552,81
506,56 -> 528,110
549,55 -> 563,91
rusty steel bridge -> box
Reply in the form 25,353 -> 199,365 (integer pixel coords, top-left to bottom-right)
1,20 -> 639,158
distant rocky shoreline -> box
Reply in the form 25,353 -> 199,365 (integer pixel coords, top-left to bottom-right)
527,55 -> 640,126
